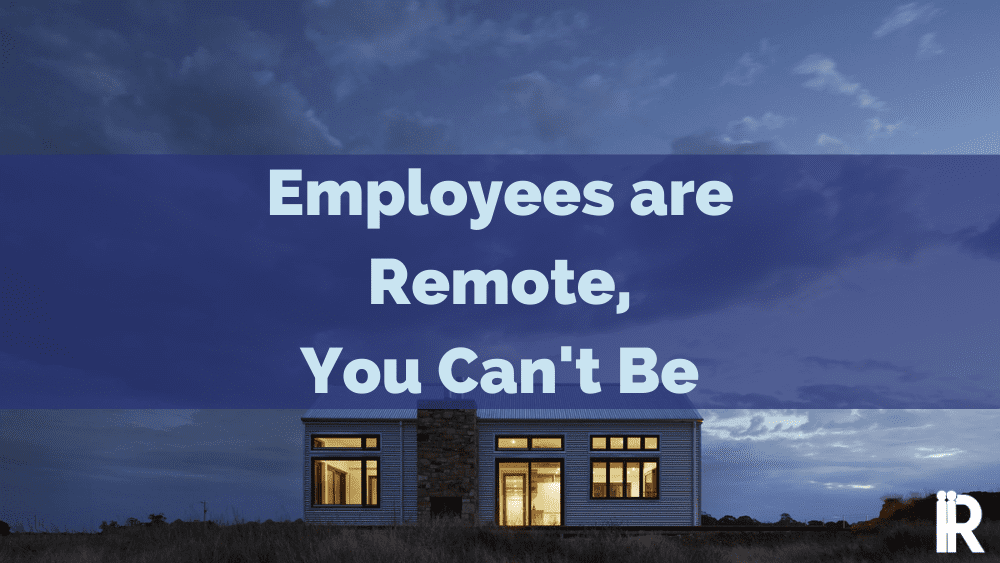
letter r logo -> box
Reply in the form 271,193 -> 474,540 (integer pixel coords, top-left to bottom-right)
937,491 -> 985,553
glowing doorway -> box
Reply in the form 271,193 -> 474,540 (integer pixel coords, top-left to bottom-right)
498,460 -> 562,526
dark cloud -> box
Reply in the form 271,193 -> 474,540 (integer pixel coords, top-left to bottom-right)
381,109 -> 455,154
962,215 -> 1000,259
1,6 -> 342,154
803,356 -> 928,383
503,71 -> 583,146
701,409 -> 1000,522
303,1 -> 588,100
501,49 -> 677,151
0,410 -> 302,531
703,384 -> 998,409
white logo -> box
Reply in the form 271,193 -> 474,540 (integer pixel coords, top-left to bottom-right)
937,490 -> 984,553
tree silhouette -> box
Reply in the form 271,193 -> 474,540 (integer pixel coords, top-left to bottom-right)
148,513 -> 166,526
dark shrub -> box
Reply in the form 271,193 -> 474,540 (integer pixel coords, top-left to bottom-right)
0,520 -> 10,536
882,523 -> 933,553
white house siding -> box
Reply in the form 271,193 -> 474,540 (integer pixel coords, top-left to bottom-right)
478,420 -> 699,526
303,421 -> 418,524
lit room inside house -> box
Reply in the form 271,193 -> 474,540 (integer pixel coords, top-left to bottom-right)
312,459 -> 379,506
497,461 -> 562,526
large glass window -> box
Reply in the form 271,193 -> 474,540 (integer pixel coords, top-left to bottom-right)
496,436 -> 564,450
590,459 -> 658,499
312,435 -> 380,450
312,458 -> 379,506
590,435 -> 659,451
497,460 -> 562,526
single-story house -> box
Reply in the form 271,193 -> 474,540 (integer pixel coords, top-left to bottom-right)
302,390 -> 701,526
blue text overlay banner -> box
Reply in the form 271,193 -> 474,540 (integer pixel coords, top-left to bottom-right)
1,155 -> 997,409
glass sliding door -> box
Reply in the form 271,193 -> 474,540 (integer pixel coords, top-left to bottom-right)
530,462 -> 561,525
497,460 -> 562,526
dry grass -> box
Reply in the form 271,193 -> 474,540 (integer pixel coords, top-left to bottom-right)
0,519 -> 997,563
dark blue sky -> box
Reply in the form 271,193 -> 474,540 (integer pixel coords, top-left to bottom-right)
1,0 -> 998,532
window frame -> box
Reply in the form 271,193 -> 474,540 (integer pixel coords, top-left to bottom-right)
589,435 -> 660,451
311,434 -> 381,451
311,457 -> 381,508
589,458 -> 659,500
495,435 -> 565,451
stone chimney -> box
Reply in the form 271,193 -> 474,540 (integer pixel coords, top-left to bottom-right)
416,400 -> 478,521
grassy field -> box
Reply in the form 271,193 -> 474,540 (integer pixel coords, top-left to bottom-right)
1,519 -> 997,562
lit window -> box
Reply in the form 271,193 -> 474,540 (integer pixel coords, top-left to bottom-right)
496,436 -> 563,450
500,437 -> 529,449
312,458 -> 380,506
312,435 -> 380,450
531,437 -> 563,449
590,459 -> 658,499
589,436 -> 659,451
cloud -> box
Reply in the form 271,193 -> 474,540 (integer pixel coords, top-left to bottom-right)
867,117 -> 903,138
494,48 -> 679,152
873,3 -> 940,38
503,71 -> 582,145
304,2 -> 589,97
703,410 -> 812,441
695,409 -> 1000,522
917,32 -> 944,58
304,1 -> 483,69
726,112 -> 793,142
573,49 -> 676,116
497,10 -> 589,52
928,131 -> 1000,156
0,409 -> 305,530
803,356 -> 927,383
700,383 -> 992,410
672,131 -> 782,155
914,447 -> 962,459
4,11 -> 344,154
793,55 -> 885,110
721,39 -> 775,86
816,133 -> 855,154
380,109 -> 454,154
962,215 -> 1000,259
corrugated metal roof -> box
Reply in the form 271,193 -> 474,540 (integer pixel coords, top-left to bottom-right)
302,408 -> 417,420
303,384 -> 701,421
476,409 -> 699,420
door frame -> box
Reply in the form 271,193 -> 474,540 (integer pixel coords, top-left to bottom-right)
495,458 -> 565,527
